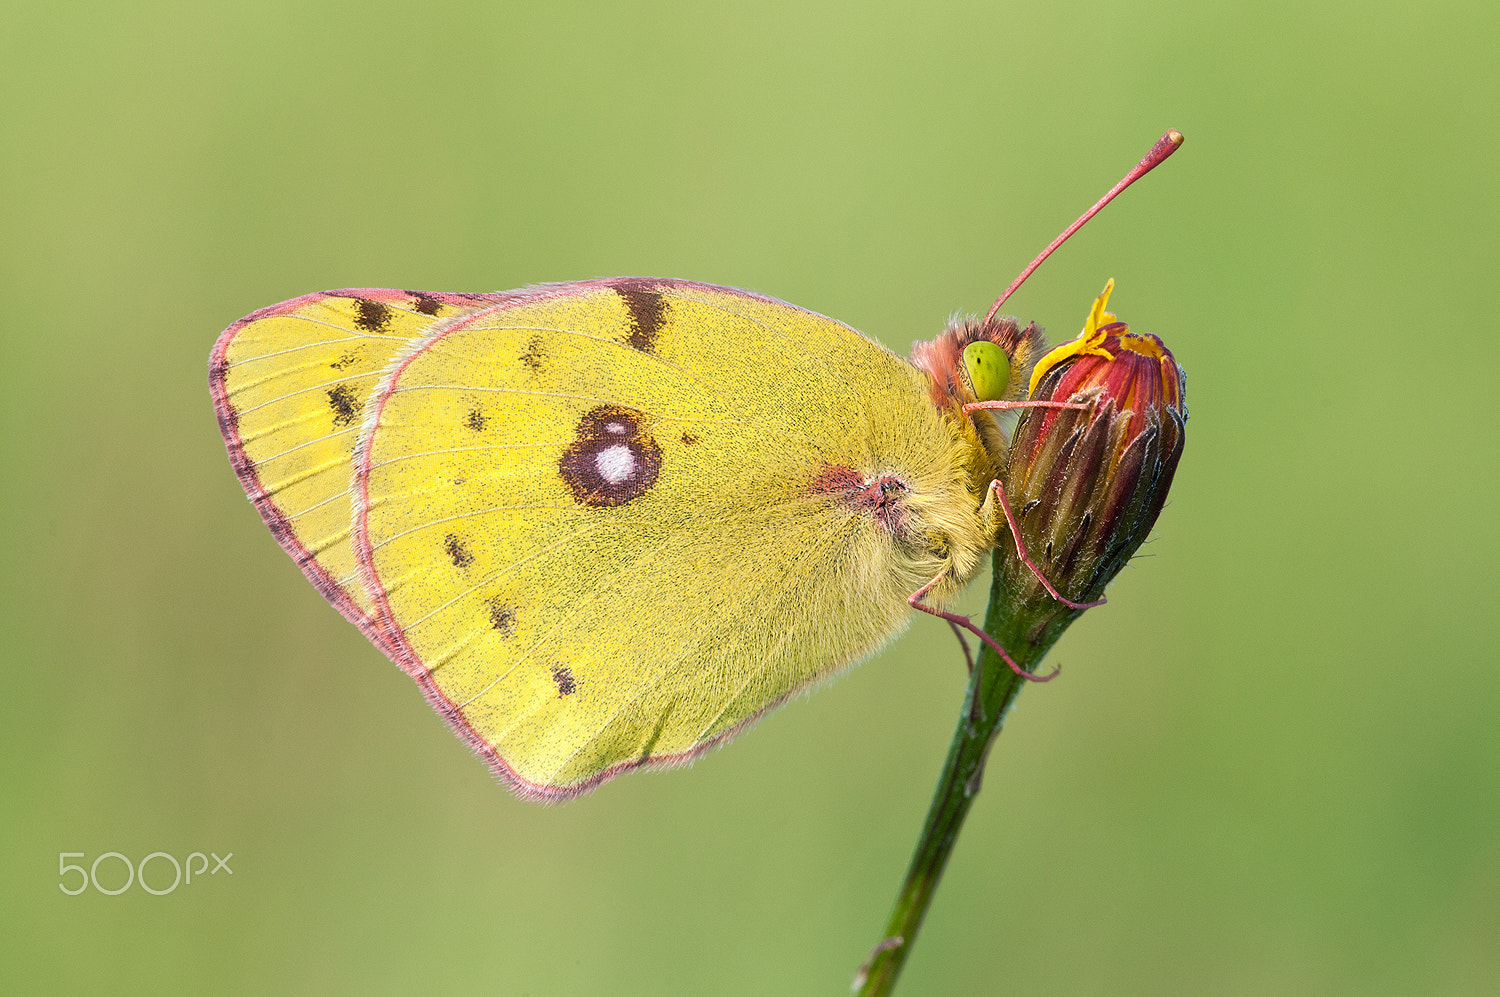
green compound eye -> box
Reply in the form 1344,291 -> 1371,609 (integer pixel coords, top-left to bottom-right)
961,340 -> 1012,402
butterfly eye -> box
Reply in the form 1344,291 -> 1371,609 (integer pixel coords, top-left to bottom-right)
961,341 -> 1012,403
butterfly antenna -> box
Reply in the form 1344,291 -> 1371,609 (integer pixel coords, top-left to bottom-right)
983,129 -> 1184,324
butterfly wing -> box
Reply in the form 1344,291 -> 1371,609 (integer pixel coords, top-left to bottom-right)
353,279 -> 985,800
210,289 -> 496,651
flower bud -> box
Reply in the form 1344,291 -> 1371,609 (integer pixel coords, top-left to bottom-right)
995,281 -> 1187,632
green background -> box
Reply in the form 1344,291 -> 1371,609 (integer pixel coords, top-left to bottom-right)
3,1 -> 1496,993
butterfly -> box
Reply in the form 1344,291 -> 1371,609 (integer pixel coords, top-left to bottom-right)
210,133 -> 1183,803
210,280 -> 1048,799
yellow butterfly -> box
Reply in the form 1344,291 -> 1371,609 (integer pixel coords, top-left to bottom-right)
210,281 -> 1046,801
210,134 -> 1183,802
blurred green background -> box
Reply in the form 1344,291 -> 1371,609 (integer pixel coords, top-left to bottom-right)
3,1 -> 1496,993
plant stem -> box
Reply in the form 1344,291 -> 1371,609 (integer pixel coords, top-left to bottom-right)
853,555 -> 1081,996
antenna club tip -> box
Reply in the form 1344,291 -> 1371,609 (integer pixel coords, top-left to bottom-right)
1142,129 -> 1185,169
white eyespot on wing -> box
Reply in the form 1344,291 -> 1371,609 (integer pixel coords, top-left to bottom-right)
594,444 -> 638,484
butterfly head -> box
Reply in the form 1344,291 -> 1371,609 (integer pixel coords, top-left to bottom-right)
910,314 -> 1046,470
911,315 -> 1045,411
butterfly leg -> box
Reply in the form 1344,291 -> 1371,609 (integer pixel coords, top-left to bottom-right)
963,399 -> 1091,414
908,568 -> 1059,683
964,397 -> 1105,608
943,621 -> 991,728
947,621 -> 976,675
983,476 -> 1106,610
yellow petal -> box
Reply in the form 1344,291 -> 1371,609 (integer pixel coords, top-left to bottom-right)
1027,280 -> 1121,398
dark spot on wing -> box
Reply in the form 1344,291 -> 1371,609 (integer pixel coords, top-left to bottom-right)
558,405 -> 662,507
612,280 -> 667,353
352,298 -> 392,332
326,384 -> 360,427
488,598 -> 516,636
210,358 -> 229,385
520,335 -> 545,371
465,407 -> 488,431
681,433 -> 698,445
329,347 -> 363,370
443,533 -> 474,568
409,292 -> 443,315
551,665 -> 576,697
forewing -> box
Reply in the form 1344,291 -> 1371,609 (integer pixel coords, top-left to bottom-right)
210,289 -> 494,649
354,279 -> 963,800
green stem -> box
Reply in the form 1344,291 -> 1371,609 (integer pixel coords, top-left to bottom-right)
853,556 -> 1081,996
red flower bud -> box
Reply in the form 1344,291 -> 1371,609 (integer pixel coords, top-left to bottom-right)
999,281 -> 1187,614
